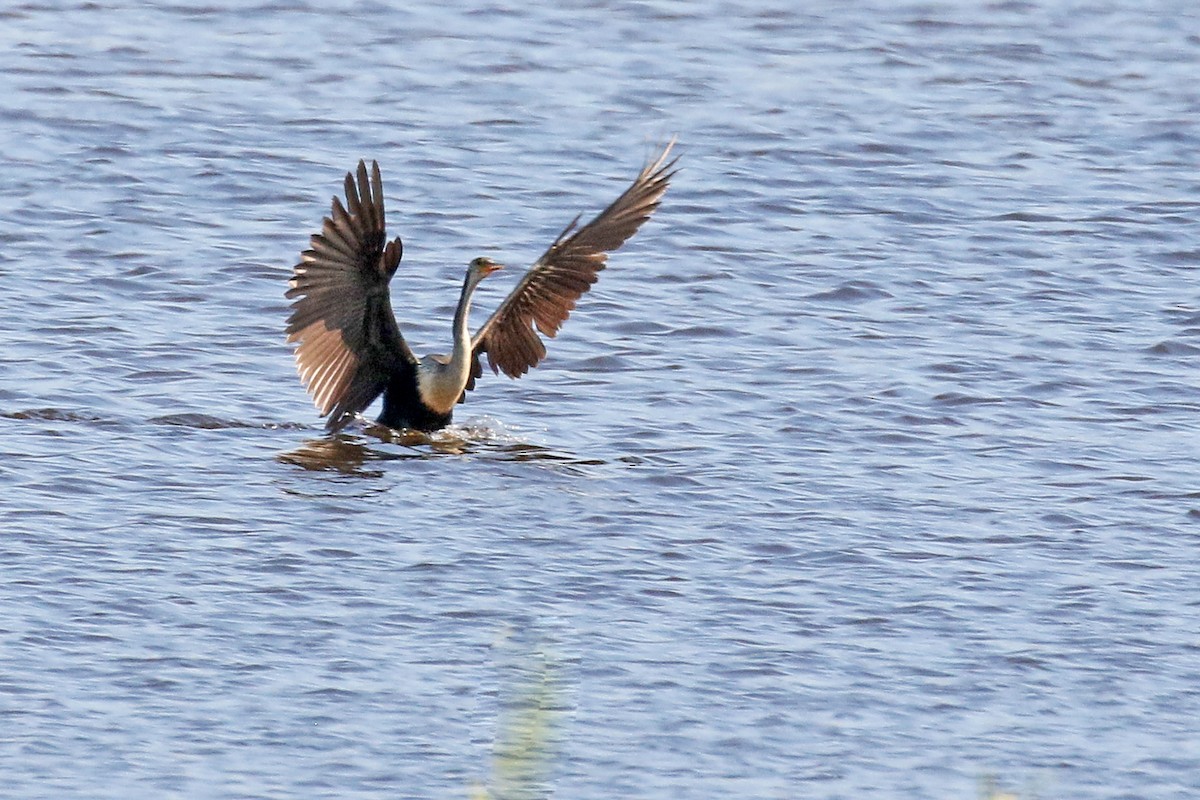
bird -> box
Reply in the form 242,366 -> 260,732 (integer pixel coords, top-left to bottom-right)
285,141 -> 677,433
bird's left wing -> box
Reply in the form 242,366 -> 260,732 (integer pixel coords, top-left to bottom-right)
469,140 -> 677,383
285,160 -> 415,431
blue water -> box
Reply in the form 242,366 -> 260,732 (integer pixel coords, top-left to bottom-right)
2,2 -> 1199,798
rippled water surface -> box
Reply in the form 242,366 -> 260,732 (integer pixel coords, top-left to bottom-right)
3,2 -> 1199,798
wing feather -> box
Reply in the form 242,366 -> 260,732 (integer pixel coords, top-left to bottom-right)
471,140 -> 677,379
285,159 -> 415,431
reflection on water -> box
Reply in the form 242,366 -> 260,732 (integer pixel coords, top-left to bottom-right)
277,435 -> 407,477
277,418 -> 607,475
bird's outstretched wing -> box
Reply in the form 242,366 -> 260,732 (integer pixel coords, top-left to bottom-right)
285,160 -> 414,431
468,141 -> 677,384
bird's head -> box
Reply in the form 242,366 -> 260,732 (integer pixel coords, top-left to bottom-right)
468,256 -> 505,281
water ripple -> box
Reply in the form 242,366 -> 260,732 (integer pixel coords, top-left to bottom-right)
2,2 -> 1199,799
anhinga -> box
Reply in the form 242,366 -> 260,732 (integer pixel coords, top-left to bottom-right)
285,141 -> 676,432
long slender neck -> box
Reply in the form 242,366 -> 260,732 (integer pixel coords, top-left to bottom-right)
449,269 -> 481,374
415,268 -> 483,416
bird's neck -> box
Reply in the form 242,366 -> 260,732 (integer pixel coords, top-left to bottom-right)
448,271 -> 478,376
417,271 -> 480,415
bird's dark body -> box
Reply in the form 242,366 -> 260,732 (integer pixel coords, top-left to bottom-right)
379,365 -> 453,432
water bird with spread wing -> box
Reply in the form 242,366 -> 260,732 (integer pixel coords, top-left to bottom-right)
285,142 -> 676,432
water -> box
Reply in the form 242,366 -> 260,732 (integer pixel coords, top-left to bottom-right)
2,1 -> 1199,797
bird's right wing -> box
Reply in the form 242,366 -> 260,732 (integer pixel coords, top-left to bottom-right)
285,160 -> 415,431
470,140 -> 677,381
